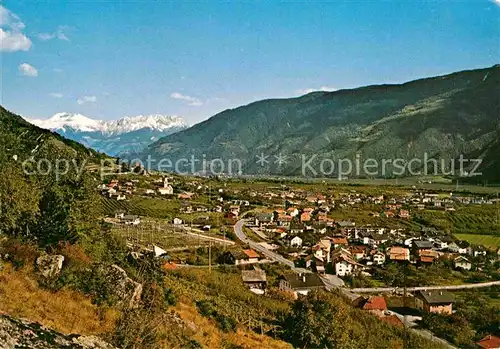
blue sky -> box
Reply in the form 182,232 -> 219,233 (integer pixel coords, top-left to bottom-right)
2,0 -> 499,124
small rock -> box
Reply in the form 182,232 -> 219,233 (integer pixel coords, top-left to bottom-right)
73,335 -> 117,349
185,320 -> 198,332
36,254 -> 64,278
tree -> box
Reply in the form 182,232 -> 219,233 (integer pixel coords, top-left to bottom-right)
283,290 -> 363,348
35,171 -> 101,246
0,159 -> 39,236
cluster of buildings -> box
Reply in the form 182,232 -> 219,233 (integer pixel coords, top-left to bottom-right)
99,177 -> 174,200
248,203 -> 494,279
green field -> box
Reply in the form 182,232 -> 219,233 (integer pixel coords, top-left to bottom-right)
454,233 -> 500,249
101,196 -> 181,219
417,205 -> 500,234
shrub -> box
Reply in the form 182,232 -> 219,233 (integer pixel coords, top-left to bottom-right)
112,309 -> 161,349
216,314 -> 237,332
53,241 -> 92,264
0,239 -> 40,268
164,287 -> 177,306
183,339 -> 203,349
196,300 -> 216,317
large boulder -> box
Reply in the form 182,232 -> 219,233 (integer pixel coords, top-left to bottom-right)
35,254 -> 64,278
101,264 -> 143,308
0,314 -> 116,349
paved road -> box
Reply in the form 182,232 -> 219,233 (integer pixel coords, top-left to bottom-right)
235,219 -> 500,294
411,328 -> 458,349
234,219 -> 295,268
249,226 -> 269,240
234,219 -> 460,348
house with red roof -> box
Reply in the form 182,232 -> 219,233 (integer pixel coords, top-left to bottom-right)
221,249 -> 260,265
381,315 -> 404,327
360,296 -> 387,317
331,236 -> 348,249
300,212 -> 311,222
399,209 -> 410,219
388,246 -> 410,261
477,335 -> 500,349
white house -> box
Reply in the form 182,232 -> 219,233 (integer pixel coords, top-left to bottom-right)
312,239 -> 332,263
473,249 -> 487,257
315,226 -> 327,234
289,236 -> 303,248
173,217 -> 183,225
114,210 -> 125,219
123,215 -> 140,225
158,186 -> 173,195
448,242 -> 469,254
434,239 -> 448,250
454,256 -> 472,270
372,252 -> 386,265
333,255 -> 361,277
404,237 -> 416,247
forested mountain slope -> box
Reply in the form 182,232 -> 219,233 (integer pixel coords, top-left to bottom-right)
141,65 -> 500,181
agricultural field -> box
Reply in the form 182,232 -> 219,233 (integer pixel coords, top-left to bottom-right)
101,196 -> 182,219
416,205 -> 500,234
454,234 -> 500,249
111,220 -> 218,250
327,205 -> 420,230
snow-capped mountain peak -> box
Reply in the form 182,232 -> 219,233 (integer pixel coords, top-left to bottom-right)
25,113 -> 189,156
101,114 -> 187,134
29,112 -> 102,132
27,113 -> 188,135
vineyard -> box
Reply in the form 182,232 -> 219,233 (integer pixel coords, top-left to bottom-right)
418,205 -> 500,234
101,196 -> 181,218
454,234 -> 500,249
111,221 -> 216,249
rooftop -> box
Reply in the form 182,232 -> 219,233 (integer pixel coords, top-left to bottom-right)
477,335 -> 500,349
242,249 -> 260,259
381,315 -> 404,327
413,240 -> 434,249
361,296 -> 387,311
417,290 -> 455,304
282,273 -> 325,290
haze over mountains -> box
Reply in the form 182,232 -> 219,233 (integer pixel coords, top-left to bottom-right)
9,65 -> 500,182
135,65 -> 500,181
27,113 -> 188,156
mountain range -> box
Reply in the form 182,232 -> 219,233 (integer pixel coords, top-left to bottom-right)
135,65 -> 500,182
0,106 -> 103,164
27,113 -> 188,156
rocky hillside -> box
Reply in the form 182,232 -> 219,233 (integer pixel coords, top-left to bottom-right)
139,65 -> 500,181
0,314 -> 116,349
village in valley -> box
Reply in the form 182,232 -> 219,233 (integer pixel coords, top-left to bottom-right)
98,167 -> 500,349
